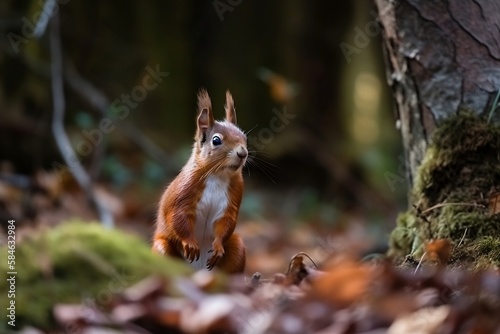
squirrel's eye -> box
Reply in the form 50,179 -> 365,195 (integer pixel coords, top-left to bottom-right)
212,135 -> 222,146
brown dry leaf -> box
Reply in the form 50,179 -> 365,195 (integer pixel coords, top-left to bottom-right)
111,304 -> 146,323
122,276 -> 166,302
370,293 -> 419,320
285,253 -> 311,285
155,297 -> 188,328
388,305 -> 450,334
0,180 -> 23,202
311,256 -> 374,307
53,304 -> 109,327
35,169 -> 66,199
488,191 -> 500,215
251,280 -> 288,305
179,295 -> 237,333
0,180 -> 23,218
191,269 -> 217,291
18,327 -> 45,334
425,239 -> 452,264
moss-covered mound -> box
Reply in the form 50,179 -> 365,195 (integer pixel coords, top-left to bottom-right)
389,111 -> 500,269
0,221 -> 191,331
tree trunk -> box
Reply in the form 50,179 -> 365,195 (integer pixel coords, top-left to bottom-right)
374,0 -> 500,187
377,0 -> 500,265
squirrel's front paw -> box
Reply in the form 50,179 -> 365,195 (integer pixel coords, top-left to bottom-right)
207,242 -> 224,270
181,239 -> 200,263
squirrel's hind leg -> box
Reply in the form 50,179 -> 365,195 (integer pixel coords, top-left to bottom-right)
216,233 -> 246,274
152,236 -> 184,259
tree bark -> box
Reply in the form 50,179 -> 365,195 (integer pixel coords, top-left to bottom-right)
374,0 -> 500,188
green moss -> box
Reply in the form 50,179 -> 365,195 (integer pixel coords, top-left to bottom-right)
453,236 -> 500,270
389,111 -> 500,267
477,236 -> 500,263
389,211 -> 424,257
0,221 -> 191,331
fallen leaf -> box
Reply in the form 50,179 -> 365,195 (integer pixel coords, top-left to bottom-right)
388,305 -> 450,334
311,256 -> 374,307
425,239 -> 452,264
488,191 -> 500,215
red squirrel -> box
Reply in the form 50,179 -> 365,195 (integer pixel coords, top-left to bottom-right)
152,89 -> 247,273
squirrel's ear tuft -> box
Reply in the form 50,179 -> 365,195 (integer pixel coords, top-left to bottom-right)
225,90 -> 237,124
197,88 -> 212,115
197,89 -> 214,143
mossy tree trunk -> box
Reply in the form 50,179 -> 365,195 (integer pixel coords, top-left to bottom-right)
377,0 -> 500,265
374,0 -> 500,188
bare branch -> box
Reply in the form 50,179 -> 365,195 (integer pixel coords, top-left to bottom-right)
49,12 -> 114,228
0,43 -> 174,173
420,202 -> 485,215
34,0 -> 57,38
65,64 -> 174,171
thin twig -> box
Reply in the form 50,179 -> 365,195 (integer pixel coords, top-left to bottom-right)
457,228 -> 468,248
0,42 -> 174,173
64,64 -> 175,171
414,251 -> 427,274
292,252 -> 319,268
50,13 -> 113,227
420,202 -> 485,215
487,89 -> 500,123
413,204 -> 432,239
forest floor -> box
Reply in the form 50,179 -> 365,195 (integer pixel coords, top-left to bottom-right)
1,165 -> 500,333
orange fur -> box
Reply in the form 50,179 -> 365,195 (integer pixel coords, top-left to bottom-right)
153,89 -> 247,274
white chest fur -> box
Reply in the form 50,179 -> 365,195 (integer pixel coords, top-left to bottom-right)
192,175 -> 229,270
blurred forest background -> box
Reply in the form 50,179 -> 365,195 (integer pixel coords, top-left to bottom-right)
0,0 -> 406,271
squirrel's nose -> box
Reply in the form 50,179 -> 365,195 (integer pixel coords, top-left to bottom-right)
237,148 -> 248,159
